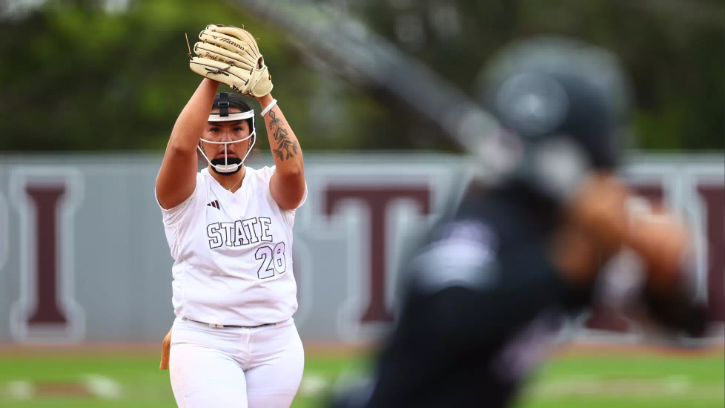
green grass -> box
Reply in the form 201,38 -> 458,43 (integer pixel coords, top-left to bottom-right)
0,349 -> 721,407
516,354 -> 724,408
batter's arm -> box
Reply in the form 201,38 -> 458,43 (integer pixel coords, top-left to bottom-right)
564,175 -> 708,336
257,94 -> 306,210
625,211 -> 707,337
156,79 -> 219,209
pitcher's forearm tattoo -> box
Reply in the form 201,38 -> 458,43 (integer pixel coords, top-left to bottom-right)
268,110 -> 299,161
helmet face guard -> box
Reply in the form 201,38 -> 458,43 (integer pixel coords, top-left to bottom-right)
198,95 -> 256,175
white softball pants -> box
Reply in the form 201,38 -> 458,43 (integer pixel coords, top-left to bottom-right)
169,317 -> 304,408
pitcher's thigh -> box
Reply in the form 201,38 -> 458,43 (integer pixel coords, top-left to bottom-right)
246,329 -> 305,408
170,343 -> 248,408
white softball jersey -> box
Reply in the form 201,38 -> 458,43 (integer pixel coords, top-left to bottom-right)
158,166 -> 305,327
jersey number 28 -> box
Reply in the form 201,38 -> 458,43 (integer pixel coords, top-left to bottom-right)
255,242 -> 286,279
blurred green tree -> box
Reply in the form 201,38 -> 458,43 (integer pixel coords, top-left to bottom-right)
0,0 -> 722,152
357,0 -> 724,151
0,0 -> 371,152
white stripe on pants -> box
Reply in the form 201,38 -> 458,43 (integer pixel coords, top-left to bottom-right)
169,317 -> 304,408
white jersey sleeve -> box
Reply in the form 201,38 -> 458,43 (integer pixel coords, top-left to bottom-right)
156,173 -> 205,259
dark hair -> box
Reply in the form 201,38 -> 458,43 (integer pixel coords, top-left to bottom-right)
212,92 -> 252,113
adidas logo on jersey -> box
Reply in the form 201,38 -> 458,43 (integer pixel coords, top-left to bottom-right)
207,200 -> 220,210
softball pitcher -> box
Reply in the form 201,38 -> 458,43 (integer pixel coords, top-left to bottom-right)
155,24 -> 306,408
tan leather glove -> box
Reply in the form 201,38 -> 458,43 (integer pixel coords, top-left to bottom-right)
159,328 -> 173,370
189,24 -> 273,98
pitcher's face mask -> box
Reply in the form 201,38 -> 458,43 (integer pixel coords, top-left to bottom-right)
198,93 -> 256,175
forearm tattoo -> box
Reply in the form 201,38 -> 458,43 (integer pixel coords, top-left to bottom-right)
268,110 -> 299,161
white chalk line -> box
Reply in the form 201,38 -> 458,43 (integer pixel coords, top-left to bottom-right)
6,380 -> 34,400
82,374 -> 123,399
527,375 -> 724,400
299,372 -> 331,397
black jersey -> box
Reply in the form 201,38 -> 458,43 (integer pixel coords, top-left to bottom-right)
331,183 -> 706,408
333,184 -> 590,408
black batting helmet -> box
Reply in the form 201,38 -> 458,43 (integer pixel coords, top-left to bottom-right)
475,37 -> 632,201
